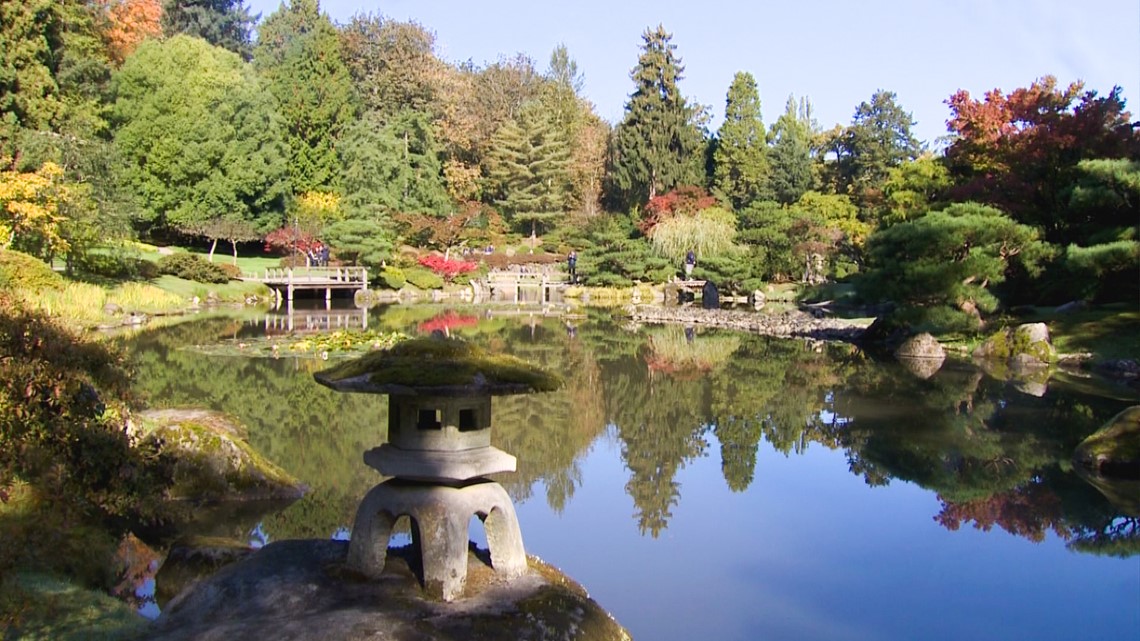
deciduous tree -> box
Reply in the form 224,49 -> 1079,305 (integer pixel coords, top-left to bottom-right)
97,0 -> 163,64
944,76 -> 1137,244
112,36 -> 289,238
339,14 -> 445,121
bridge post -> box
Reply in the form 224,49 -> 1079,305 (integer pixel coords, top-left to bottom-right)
287,268 -> 294,303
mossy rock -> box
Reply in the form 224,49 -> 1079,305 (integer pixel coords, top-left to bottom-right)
314,336 -> 562,396
973,322 -> 1057,366
137,409 -> 306,502
1074,405 -> 1140,479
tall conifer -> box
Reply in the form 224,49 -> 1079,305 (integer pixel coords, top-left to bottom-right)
609,25 -> 704,211
712,71 -> 768,209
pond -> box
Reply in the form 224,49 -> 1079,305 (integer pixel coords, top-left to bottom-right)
125,303 -> 1140,641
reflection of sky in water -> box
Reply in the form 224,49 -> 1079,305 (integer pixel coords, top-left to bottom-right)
514,431 -> 1140,641
136,576 -> 160,620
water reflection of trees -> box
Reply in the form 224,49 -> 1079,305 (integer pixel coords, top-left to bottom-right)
826,363 -> 1140,556
124,318 -> 386,540
125,314 -> 1140,555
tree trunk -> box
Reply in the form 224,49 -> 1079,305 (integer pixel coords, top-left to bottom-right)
230,239 -> 239,265
208,238 -> 218,262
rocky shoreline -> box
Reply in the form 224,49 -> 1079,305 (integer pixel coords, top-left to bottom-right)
627,304 -> 872,341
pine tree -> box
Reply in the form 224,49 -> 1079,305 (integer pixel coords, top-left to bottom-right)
162,0 -> 256,60
766,96 -> 816,204
712,71 -> 768,209
835,89 -> 922,197
608,25 -> 704,211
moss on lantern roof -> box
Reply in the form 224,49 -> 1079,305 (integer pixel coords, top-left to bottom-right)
313,336 -> 562,396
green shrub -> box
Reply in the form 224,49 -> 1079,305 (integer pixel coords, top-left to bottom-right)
0,250 -> 64,292
156,253 -> 230,284
0,293 -> 174,523
377,266 -> 406,290
72,251 -> 159,280
403,266 -> 443,290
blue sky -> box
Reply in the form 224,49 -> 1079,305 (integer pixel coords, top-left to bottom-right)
246,0 -> 1139,147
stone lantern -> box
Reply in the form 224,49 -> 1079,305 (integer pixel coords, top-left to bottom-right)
314,337 -> 561,601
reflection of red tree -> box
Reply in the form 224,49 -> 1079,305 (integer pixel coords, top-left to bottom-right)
418,311 -> 479,334
935,482 -> 1071,543
645,353 -> 711,380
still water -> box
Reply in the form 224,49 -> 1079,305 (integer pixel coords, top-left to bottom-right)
126,303 -> 1140,641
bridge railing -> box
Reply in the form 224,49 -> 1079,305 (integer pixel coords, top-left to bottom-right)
485,269 -> 569,286
248,266 -> 368,285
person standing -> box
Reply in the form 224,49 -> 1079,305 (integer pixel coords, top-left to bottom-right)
684,249 -> 696,279
567,250 -> 578,283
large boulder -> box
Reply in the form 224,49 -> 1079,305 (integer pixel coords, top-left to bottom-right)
150,539 -> 631,641
1074,406 -> 1140,480
893,333 -> 946,379
138,409 -> 306,502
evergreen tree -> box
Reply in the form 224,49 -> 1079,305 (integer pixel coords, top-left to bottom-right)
608,25 -> 704,210
1,0 -> 112,144
835,89 -> 922,198
338,109 -> 451,220
712,71 -> 768,209
766,96 -> 816,204
254,0 -> 356,194
543,44 -> 607,219
486,101 -> 572,238
162,0 -> 256,59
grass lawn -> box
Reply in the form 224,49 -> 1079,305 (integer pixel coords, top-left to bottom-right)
151,274 -> 270,302
128,241 -> 284,275
1022,304 -> 1140,360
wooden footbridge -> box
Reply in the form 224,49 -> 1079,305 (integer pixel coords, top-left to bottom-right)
241,266 -> 368,305
479,269 -> 569,303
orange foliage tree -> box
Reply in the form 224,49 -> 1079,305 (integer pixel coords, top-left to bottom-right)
97,0 -> 163,64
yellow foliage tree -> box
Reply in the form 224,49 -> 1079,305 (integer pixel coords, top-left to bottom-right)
0,163 -> 71,258
291,190 -> 343,236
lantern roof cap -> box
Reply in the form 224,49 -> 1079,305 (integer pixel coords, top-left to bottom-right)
314,336 -> 562,396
